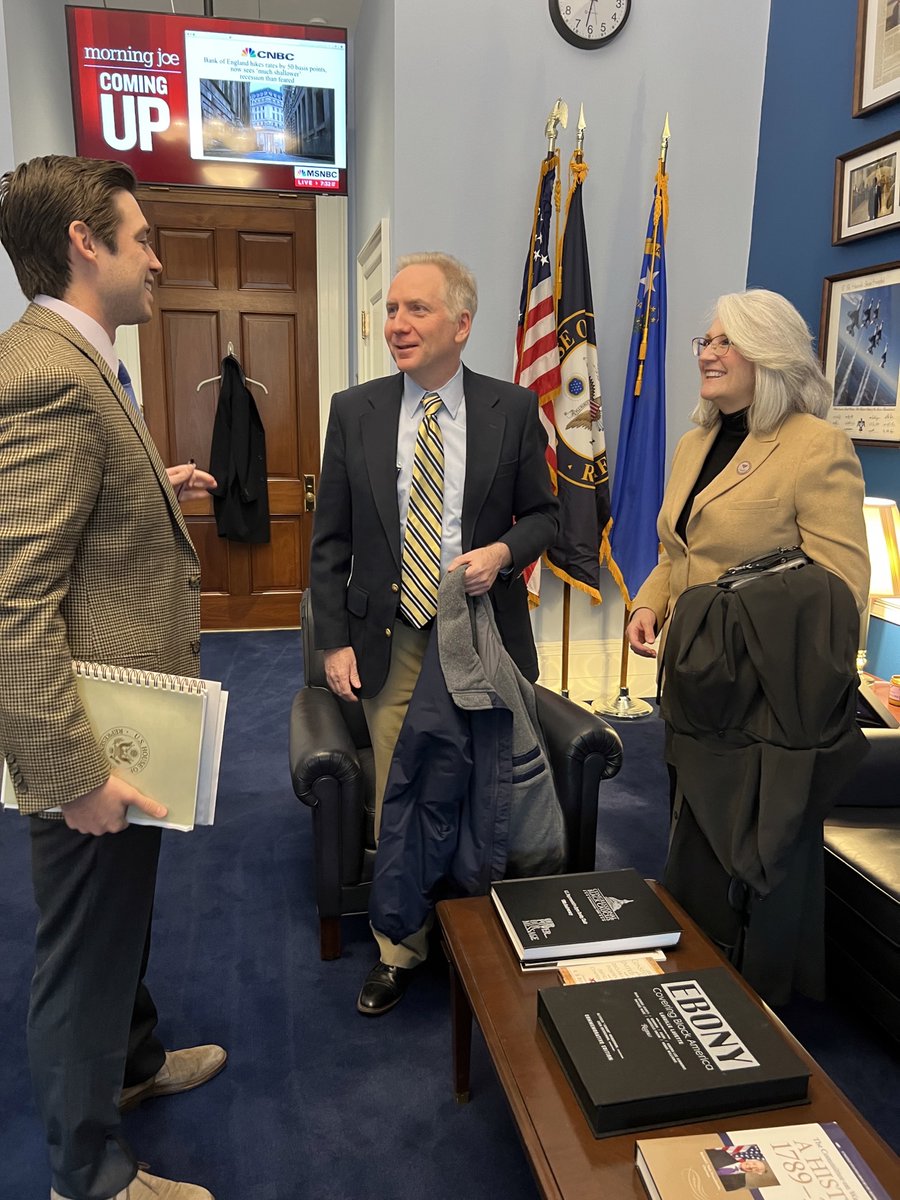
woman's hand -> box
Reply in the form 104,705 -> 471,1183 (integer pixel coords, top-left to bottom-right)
626,607 -> 659,658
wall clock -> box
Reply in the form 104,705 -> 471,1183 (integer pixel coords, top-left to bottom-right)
549,0 -> 631,49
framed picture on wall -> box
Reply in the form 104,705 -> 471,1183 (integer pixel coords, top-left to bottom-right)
834,132 -> 900,243
821,261 -> 900,444
854,0 -> 900,116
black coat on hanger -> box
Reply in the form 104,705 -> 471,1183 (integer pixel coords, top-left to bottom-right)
208,354 -> 271,543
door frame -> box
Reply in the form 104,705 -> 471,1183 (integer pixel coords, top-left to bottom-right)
122,191 -> 349,464
315,194 -> 349,454
356,217 -> 392,385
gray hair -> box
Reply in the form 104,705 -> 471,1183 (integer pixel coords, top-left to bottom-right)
394,251 -> 478,322
691,288 -> 831,435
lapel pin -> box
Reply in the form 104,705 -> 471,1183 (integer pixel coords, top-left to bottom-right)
736,460 -> 751,475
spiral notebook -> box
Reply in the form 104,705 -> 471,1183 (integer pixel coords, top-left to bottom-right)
2,661 -> 229,831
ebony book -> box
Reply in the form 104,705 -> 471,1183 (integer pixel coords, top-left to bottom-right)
491,869 -> 682,963
537,967 -> 810,1138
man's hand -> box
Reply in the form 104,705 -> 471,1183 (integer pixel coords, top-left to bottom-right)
62,775 -> 168,836
448,543 -> 512,596
166,463 -> 217,503
323,645 -> 361,702
626,607 -> 659,658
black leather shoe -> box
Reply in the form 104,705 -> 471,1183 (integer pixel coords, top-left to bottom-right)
357,962 -> 412,1016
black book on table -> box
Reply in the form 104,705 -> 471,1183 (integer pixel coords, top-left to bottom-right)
537,966 -> 811,1138
490,869 -> 682,962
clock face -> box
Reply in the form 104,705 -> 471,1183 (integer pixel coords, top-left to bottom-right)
549,0 -> 632,48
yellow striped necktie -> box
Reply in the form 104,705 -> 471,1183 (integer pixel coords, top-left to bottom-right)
400,391 -> 444,627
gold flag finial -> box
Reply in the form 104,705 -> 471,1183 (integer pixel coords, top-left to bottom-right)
660,113 -> 671,170
545,98 -> 568,155
576,103 -> 586,155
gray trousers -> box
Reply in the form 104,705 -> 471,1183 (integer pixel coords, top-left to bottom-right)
28,818 -> 166,1199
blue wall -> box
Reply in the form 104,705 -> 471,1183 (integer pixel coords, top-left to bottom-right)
748,0 -> 900,499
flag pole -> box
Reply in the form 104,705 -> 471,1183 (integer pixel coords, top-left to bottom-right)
592,608 -> 653,717
556,105 -> 587,700
593,115 -> 670,721
561,584 -> 571,698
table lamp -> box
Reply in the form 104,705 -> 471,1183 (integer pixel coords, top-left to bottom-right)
859,496 -> 900,672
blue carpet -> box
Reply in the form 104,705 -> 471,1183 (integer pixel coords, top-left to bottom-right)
0,632 -> 897,1199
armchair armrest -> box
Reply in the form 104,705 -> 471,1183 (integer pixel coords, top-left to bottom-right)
290,684 -> 373,922
832,725 -> 900,809
534,685 -> 624,872
289,686 -> 366,807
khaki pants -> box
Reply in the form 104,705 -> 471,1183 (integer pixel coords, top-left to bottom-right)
362,620 -> 432,968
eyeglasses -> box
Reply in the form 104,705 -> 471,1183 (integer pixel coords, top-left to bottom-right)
691,335 -> 732,358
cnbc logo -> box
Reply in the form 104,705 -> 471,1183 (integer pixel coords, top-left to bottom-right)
241,46 -> 295,61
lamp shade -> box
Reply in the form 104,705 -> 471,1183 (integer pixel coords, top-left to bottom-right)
863,496 -> 900,597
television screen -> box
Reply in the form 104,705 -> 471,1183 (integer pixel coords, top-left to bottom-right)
65,5 -> 347,194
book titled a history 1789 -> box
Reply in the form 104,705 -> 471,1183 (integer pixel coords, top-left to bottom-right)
635,1122 -> 891,1200
537,967 -> 810,1138
490,869 -> 682,963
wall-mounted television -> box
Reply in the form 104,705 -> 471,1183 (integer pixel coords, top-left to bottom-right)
66,6 -> 347,195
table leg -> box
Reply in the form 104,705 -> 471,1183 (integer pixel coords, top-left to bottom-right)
447,952 -> 473,1103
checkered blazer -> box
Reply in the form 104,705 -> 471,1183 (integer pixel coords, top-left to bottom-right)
0,304 -> 201,815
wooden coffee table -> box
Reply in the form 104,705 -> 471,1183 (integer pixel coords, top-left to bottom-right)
437,884 -> 900,1200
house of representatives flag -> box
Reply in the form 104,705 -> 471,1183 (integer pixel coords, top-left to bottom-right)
545,155 -> 610,603
514,151 -> 561,604
606,163 -> 668,605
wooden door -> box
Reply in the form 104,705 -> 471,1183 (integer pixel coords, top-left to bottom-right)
137,187 -> 320,630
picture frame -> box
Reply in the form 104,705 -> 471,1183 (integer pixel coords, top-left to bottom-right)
854,0 -> 900,116
820,260 -> 900,444
834,131 -> 900,243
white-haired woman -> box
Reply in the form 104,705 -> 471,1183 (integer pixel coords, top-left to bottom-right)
624,289 -> 870,1004
626,288 -> 869,658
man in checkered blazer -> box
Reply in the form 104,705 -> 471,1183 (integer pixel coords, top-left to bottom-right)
0,157 -> 222,1200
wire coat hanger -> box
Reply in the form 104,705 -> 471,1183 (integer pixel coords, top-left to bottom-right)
196,342 -> 269,393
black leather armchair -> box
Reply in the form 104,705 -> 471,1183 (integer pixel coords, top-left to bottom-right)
290,590 -> 625,959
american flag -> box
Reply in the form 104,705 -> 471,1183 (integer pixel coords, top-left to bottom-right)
514,151 -> 560,603
722,1144 -> 766,1163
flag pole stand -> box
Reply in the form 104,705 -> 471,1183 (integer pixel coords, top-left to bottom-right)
592,609 -> 652,719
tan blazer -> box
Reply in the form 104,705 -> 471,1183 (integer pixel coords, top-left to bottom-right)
631,412 -> 870,631
0,305 -> 201,814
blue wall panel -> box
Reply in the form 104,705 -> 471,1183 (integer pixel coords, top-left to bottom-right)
748,0 -> 900,498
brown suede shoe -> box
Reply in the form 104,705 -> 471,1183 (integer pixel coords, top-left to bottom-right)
51,1169 -> 214,1199
119,1045 -> 227,1112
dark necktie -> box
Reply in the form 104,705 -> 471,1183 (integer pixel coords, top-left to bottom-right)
399,391 -> 444,627
117,361 -> 140,412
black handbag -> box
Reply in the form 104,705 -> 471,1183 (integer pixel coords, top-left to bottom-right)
715,546 -> 812,591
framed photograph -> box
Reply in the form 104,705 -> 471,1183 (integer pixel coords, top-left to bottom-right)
821,261 -> 900,444
854,0 -> 900,116
834,132 -> 900,243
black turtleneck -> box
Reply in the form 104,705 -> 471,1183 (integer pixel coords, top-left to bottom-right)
675,408 -> 750,544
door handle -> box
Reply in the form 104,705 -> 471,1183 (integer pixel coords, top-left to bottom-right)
303,474 -> 317,512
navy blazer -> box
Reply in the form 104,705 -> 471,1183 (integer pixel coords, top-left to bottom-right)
309,367 -> 558,696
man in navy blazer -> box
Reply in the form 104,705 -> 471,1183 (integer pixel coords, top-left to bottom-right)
310,252 -> 558,1014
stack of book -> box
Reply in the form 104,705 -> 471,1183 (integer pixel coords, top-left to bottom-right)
491,868 -> 682,968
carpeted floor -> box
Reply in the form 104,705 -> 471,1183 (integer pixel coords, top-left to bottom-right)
0,630 -> 897,1199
